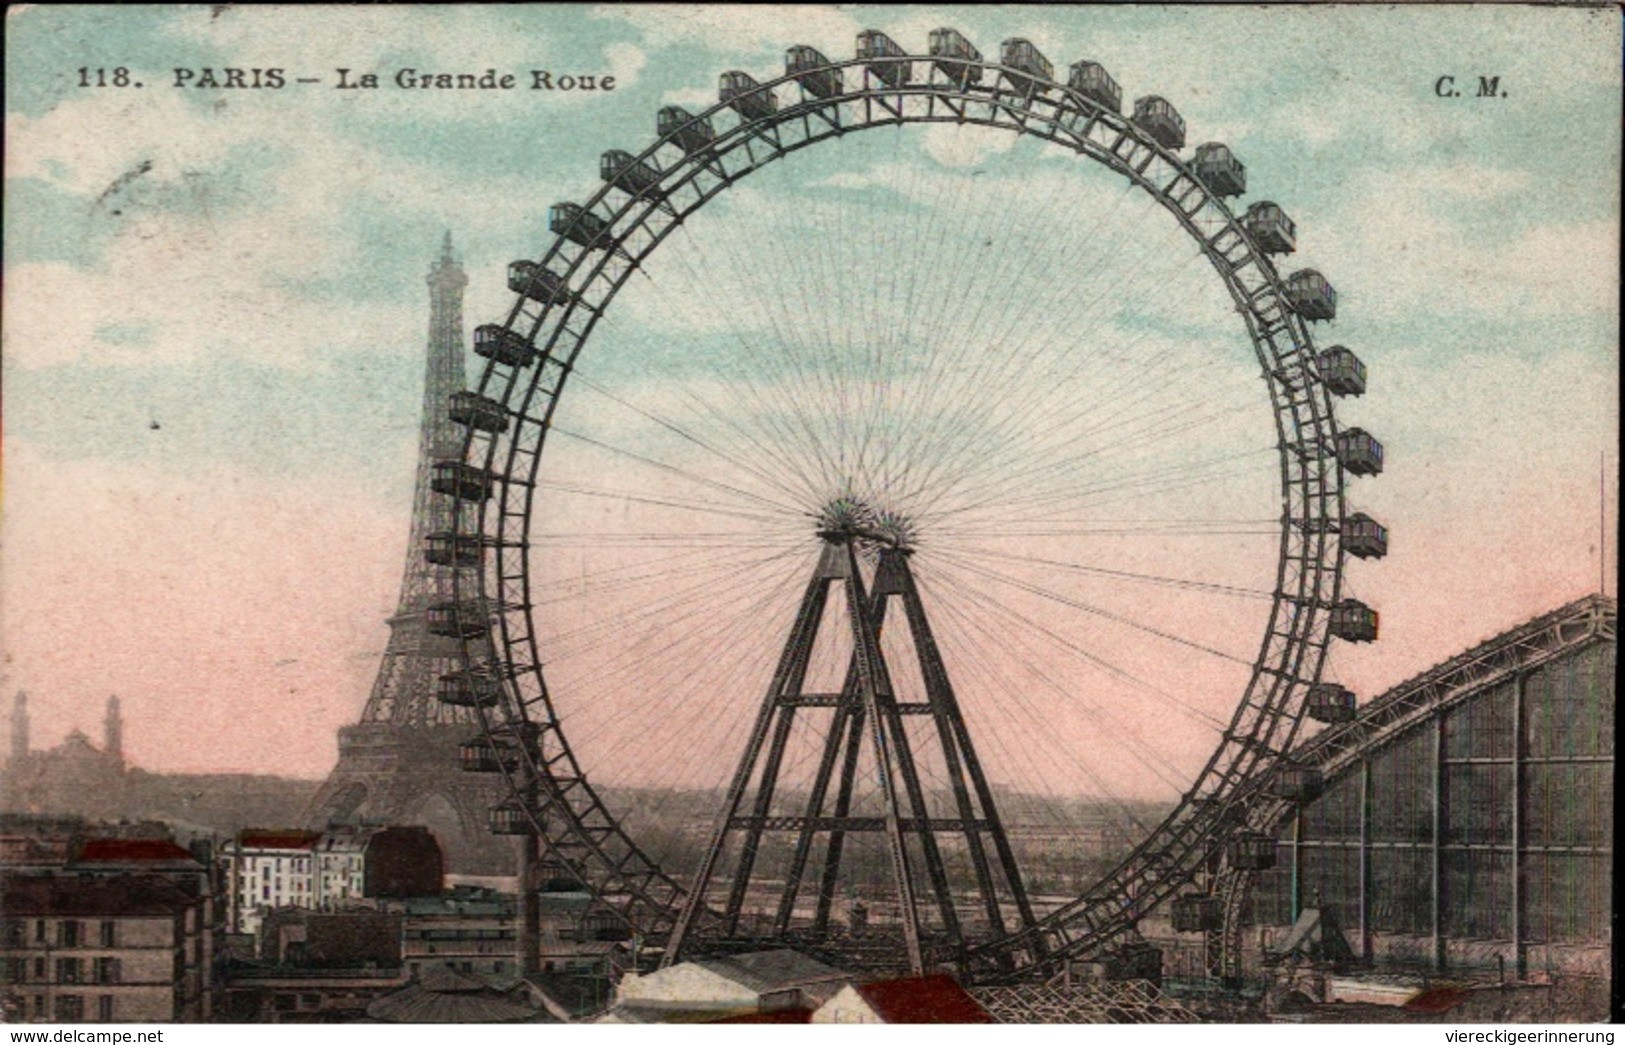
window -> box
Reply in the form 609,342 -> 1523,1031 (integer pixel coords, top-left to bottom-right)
34,920 -> 45,943
99,921 -> 115,947
98,996 -> 114,1023
94,958 -> 120,985
33,995 -> 46,1018
56,957 -> 83,984
54,994 -> 84,1022
3,921 -> 24,948
58,921 -> 80,947
33,958 -> 45,980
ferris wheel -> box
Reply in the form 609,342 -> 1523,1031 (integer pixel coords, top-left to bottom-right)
427,27 -> 1386,981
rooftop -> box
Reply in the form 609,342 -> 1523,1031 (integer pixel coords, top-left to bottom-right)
73,838 -> 201,867
849,974 -> 996,1024
238,829 -> 322,851
365,967 -> 546,1023
1,874 -> 197,918
694,948 -> 850,994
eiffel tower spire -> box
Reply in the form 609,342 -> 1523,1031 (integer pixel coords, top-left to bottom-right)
390,231 -> 468,626
307,234 -> 513,875
358,233 -> 475,725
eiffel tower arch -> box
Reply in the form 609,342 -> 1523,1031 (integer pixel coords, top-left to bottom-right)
307,234 -> 515,876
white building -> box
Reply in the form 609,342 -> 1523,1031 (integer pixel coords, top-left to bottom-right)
222,830 -> 320,937
221,825 -> 443,940
312,826 -> 367,904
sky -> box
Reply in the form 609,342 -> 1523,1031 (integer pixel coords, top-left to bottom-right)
2,5 -> 1619,796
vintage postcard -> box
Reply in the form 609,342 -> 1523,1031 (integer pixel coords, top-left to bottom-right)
2,3 -> 1618,1029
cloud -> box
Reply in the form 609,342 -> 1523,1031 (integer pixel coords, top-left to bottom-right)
163,6 -> 555,78
921,122 -> 1015,168
659,85 -> 718,109
6,90 -> 242,198
1310,165 -> 1618,324
3,84 -> 564,371
605,41 -> 648,88
598,4 -> 862,59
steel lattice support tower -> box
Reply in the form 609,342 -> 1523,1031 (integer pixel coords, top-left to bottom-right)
306,234 -> 513,874
665,533 -> 1037,973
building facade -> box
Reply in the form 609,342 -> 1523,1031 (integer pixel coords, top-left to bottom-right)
1,873 -> 216,1022
224,831 -> 320,936
1,830 -> 224,1023
224,825 -> 443,937
1249,595 -> 1614,979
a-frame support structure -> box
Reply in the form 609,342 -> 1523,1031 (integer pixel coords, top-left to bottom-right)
664,530 -> 1036,973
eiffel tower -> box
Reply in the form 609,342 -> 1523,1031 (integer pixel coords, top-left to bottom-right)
306,234 -> 514,875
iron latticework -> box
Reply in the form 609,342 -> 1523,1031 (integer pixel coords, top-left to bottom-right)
664,531 -> 1037,973
306,235 -> 513,874
435,27 -> 1382,978
1207,594 -> 1615,980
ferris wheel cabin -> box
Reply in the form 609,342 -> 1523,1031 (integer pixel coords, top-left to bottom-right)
1342,512 -> 1388,560
1286,269 -> 1338,321
1242,201 -> 1296,254
1131,95 -> 1186,150
856,30 -> 910,87
600,150 -> 666,200
425,600 -> 493,640
787,46 -> 843,98
507,261 -> 575,307
459,738 -> 519,774
425,531 -> 483,568
447,391 -> 509,435
430,461 -> 494,502
1307,683 -> 1358,724
437,670 -> 501,709
928,28 -> 983,87
999,38 -> 1054,94
473,324 -> 539,369
1270,765 -> 1326,802
1171,894 -> 1223,933
550,202 -> 616,251
1067,61 -> 1121,113
1227,832 -> 1277,871
1330,599 -> 1379,643
720,71 -> 778,121
1335,427 -> 1384,476
1192,143 -> 1247,197
657,106 -> 716,155
488,803 -> 531,835
1317,345 -> 1367,397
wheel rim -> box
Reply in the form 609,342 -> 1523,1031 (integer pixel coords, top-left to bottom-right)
445,48 -> 1350,975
